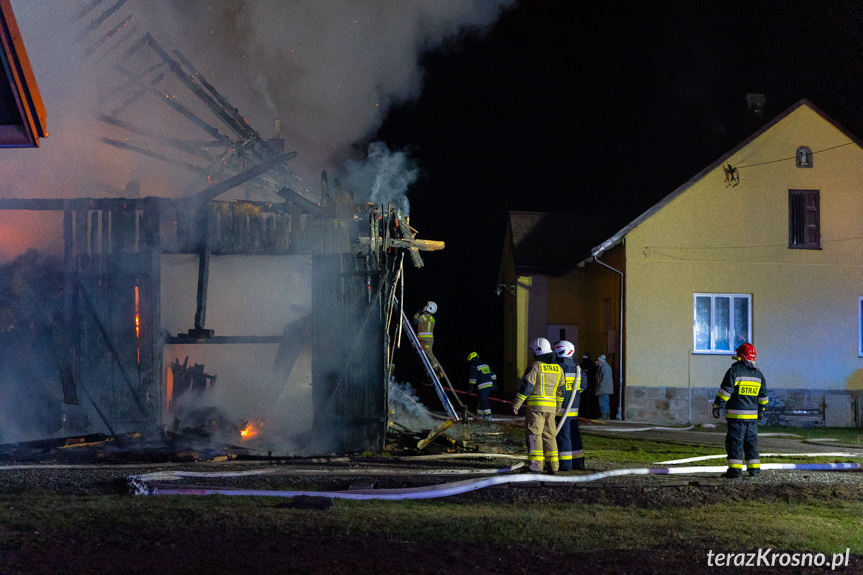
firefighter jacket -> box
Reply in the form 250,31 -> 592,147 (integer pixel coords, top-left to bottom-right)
467,356 -> 497,394
556,357 -> 582,417
713,360 -> 769,420
412,311 -> 435,343
512,359 -> 564,414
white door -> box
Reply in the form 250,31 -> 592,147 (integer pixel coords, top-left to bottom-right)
546,324 -> 578,354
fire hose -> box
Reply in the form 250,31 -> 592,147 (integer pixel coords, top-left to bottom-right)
554,365 -> 581,436
128,460 -> 863,500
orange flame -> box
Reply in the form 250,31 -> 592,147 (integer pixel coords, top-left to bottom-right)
240,420 -> 263,440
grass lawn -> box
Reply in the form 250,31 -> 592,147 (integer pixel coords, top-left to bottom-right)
1,428 -> 861,573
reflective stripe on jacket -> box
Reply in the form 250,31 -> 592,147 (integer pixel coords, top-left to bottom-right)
714,360 -> 768,420
557,357 -> 582,416
413,312 -> 435,340
468,357 -> 497,390
513,361 -> 564,413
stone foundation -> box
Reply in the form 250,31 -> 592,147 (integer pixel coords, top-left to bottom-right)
624,386 -> 862,427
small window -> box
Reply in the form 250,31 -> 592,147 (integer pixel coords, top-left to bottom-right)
789,189 -> 820,249
694,293 -> 751,354
796,146 -> 813,168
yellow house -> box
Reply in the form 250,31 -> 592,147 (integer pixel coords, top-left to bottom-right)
501,99 -> 863,426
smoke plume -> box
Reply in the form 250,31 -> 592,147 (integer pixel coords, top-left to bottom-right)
0,0 -> 516,450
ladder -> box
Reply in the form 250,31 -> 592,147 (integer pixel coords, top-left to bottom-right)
399,307 -> 460,421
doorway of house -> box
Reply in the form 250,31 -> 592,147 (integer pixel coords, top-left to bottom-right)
546,324 -> 578,354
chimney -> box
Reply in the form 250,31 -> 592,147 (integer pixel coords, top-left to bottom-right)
267,119 -> 285,155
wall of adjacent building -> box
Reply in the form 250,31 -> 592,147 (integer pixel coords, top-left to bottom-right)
623,104 -> 863,426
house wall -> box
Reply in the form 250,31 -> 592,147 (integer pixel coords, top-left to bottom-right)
623,104 -> 863,426
502,274 -> 545,397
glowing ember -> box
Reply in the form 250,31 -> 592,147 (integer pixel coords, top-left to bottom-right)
240,420 -> 263,440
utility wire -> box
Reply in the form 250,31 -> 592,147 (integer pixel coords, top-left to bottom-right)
735,141 -> 855,170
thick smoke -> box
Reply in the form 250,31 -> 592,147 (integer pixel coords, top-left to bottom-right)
0,1 -> 516,449
4,1 -> 516,204
341,142 -> 418,215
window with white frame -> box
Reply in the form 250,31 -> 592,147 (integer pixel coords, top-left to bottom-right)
693,293 -> 751,354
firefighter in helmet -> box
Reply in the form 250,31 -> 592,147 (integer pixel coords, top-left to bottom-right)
553,340 -> 585,471
467,351 -> 497,420
412,301 -> 441,376
712,342 -> 769,478
512,337 -> 565,474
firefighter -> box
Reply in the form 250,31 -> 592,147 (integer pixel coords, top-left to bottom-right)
553,340 -> 585,471
467,351 -> 497,420
412,301 -> 441,375
712,342 -> 769,478
512,337 -> 565,474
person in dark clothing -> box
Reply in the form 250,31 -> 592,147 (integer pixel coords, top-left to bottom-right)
712,343 -> 769,478
466,351 -> 497,420
579,352 -> 596,417
553,341 -> 585,471
595,354 -> 613,420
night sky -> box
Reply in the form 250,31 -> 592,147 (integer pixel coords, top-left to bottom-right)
378,0 -> 863,381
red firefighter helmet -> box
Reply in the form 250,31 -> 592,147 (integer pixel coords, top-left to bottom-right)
735,343 -> 756,362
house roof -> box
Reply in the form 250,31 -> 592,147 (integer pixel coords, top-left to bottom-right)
507,210 -> 618,275
586,99 -> 863,262
0,0 -> 47,147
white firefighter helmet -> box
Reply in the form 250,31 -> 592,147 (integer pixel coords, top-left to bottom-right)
554,340 -> 575,358
424,301 -> 438,314
530,337 -> 552,355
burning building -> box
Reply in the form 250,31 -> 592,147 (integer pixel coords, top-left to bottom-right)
0,4 -> 445,457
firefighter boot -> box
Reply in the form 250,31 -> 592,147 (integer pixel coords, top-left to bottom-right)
573,457 -> 586,471
748,469 -> 760,477
721,468 -> 742,479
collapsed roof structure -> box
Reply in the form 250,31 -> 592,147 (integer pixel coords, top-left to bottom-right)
0,1 -> 443,457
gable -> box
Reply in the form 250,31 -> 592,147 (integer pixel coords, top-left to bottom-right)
589,99 -> 863,259
629,101 -> 863,265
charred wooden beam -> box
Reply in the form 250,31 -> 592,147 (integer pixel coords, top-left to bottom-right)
144,34 -> 260,142
394,209 -> 424,268
100,114 -> 221,161
181,152 -> 298,205
84,14 -> 133,57
172,47 -> 255,142
165,334 -> 284,344
101,138 -> 208,174
112,61 -> 232,142
77,0 -> 127,40
277,186 -> 326,217
75,0 -> 104,22
357,237 -> 445,252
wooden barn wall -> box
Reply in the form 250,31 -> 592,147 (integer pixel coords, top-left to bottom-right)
312,252 -> 386,453
66,201 -> 161,434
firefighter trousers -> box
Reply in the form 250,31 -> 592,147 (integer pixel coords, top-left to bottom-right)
476,387 -> 492,417
725,419 -> 760,471
556,415 -> 584,471
420,338 -> 441,374
525,410 -> 559,473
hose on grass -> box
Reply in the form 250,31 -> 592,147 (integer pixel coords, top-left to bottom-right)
128,461 -> 863,500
